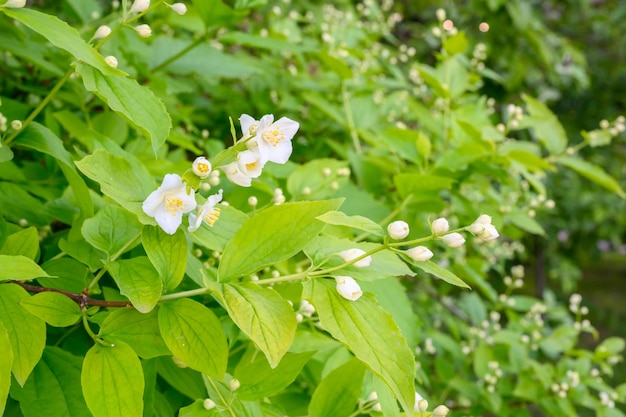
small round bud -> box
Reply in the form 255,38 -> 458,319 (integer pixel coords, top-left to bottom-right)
192,156 -> 211,178
202,398 -> 216,410
130,0 -> 150,14
248,196 -> 258,207
18,218 -> 28,227
338,248 -> 371,268
170,2 -> 187,15
440,232 -> 465,248
372,402 -> 382,412
435,8 -> 446,21
11,120 -> 22,130
229,378 -> 240,391
135,24 -> 152,38
406,246 -> 434,262
4,0 -> 26,8
93,25 -> 112,40
431,217 -> 449,235
334,276 -> 362,301
387,220 -> 409,240
418,399 -> 429,412
104,55 -> 118,68
432,405 -> 450,417
171,356 -> 188,368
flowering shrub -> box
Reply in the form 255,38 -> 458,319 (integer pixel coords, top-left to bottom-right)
0,1 -> 625,417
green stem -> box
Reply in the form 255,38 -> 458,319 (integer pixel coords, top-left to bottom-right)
159,287 -> 210,301
82,310 -> 111,346
355,194 -> 414,242
150,34 -> 208,73
205,377 -> 237,417
87,232 -> 142,291
342,81 -> 362,154
4,69 -> 73,146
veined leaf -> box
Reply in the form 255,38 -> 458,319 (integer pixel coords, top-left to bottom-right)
20,292 -> 81,327
521,94 -> 567,155
0,255 -> 51,282
316,211 -> 384,236
558,156 -> 625,198
105,257 -> 162,313
142,225 -> 188,292
0,320 -> 12,416
309,358 -> 365,417
82,205 -> 142,258
412,260 -> 471,289
0,226 -> 38,259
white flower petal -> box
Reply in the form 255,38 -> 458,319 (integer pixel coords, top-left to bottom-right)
239,114 -> 258,136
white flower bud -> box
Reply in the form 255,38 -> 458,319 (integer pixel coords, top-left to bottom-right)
229,378 -> 240,391
202,398 -> 216,410
135,24 -> 152,38
372,402 -> 382,412
248,196 -> 258,207
4,0 -> 26,8
93,25 -> 112,39
406,246 -> 433,262
335,276 -> 362,301
299,299 -> 315,317
338,248 -> 371,268
387,220 -> 409,240
435,8 -> 446,21
11,120 -> 22,130
170,2 -> 187,15
104,55 -> 118,68
432,405 -> 450,417
130,0 -> 150,14
441,232 -> 465,248
171,356 -> 187,368
418,399 -> 429,412
431,217 -> 449,235
192,156 -> 211,178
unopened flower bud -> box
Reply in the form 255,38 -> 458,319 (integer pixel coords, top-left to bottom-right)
441,232 -> 465,248
104,55 -> 118,68
94,25 -> 112,39
248,196 -> 258,207
372,402 -> 382,412
418,399 -> 429,412
170,2 -> 187,15
432,405 -> 450,417
4,0 -> 26,8
11,120 -> 22,130
335,276 -> 362,301
229,378 -> 240,391
387,220 -> 409,240
436,8 -> 446,21
431,217 -> 449,235
130,0 -> 150,14
338,248 -> 371,268
171,356 -> 188,368
135,24 -> 152,38
202,398 -> 216,410
407,246 -> 433,262
192,156 -> 211,178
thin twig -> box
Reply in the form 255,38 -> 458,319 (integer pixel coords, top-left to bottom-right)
11,282 -> 132,308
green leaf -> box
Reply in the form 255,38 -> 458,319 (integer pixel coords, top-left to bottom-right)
235,350 -> 314,401
11,346 -> 90,417
13,122 -> 94,220
393,173 -> 455,198
508,209 -> 546,235
158,298 -> 228,378
539,325 -> 578,356
218,199 -> 343,281
0,284 -> 46,386
0,255 -> 51,282
0,182 -> 51,227
309,358 -> 366,417
306,279 -> 415,414
0,226 -> 39,259
218,282 -> 297,367
76,64 -> 171,155
82,205 -> 142,258
1,8 -> 124,76
99,308 -> 170,359
558,156 -> 625,198
413,260 -> 471,288
105,257 -> 162,313
506,149 -> 556,172
81,341 -> 144,417
75,149 -> 155,221
19,292 -> 81,327
190,202 -> 248,252
220,31 -> 314,53
0,320 -> 12,416
316,211 -> 384,236
142,225 -> 188,292
443,31 -> 469,55
521,94 -> 567,155
192,0 -> 239,27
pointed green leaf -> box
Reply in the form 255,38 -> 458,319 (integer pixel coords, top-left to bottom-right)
11,346 -> 90,417
75,149 -> 155,221
316,211 -> 384,236
413,260 -> 471,288
218,283 -> 297,367
1,8 -> 124,76
508,209 -> 546,236
309,358 -> 366,417
142,225 -> 187,292
218,199 -> 343,281
0,320 -> 12,416
82,205 -> 142,258
106,257 -> 162,313
521,94 -> 567,155
158,298 -> 228,378
558,156 -> 625,198
99,308 -> 170,359
76,64 -> 171,154
0,284 -> 46,386
81,341 -> 144,417
20,292 -> 81,327
0,227 -> 39,259
190,202 -> 248,252
0,255 -> 51,282
306,279 -> 415,414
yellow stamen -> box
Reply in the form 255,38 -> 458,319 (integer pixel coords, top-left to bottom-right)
245,161 -> 258,171
196,162 -> 210,174
204,208 -> 220,227
262,126 -> 285,147
165,195 -> 184,215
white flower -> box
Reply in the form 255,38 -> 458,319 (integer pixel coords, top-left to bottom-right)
135,24 -> 152,38
440,232 -> 465,248
431,217 -> 449,235
432,405 -> 450,417
338,248 -> 371,268
188,189 -> 223,232
387,220 -> 409,239
467,214 -> 499,241
130,0 -> 150,13
245,114 -> 300,164
94,25 -> 112,39
192,156 -> 211,178
406,246 -> 433,262
4,0 -> 26,8
170,2 -> 187,15
224,149 -> 265,187
142,174 -> 197,235
335,276 -> 362,301
104,55 -> 118,68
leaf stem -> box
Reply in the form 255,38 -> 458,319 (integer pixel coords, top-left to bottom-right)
159,287 -> 210,301
150,33 -> 208,73
82,309 -> 112,346
342,81 -> 362,154
87,232 -> 142,291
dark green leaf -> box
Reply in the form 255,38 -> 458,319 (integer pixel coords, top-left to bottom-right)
521,94 -> 567,155
558,156 -> 625,198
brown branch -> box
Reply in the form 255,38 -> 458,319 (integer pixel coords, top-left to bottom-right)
10,282 -> 132,308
